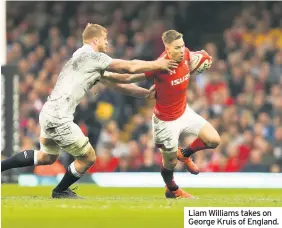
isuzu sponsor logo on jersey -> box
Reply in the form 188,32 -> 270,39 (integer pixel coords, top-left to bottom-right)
171,73 -> 190,86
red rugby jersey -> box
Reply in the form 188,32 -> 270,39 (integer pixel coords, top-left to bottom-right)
145,48 -> 191,121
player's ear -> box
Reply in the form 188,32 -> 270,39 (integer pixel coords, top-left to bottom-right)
93,38 -> 98,45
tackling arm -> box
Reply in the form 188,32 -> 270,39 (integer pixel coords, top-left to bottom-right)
102,71 -> 146,84
101,79 -> 155,99
106,58 -> 178,74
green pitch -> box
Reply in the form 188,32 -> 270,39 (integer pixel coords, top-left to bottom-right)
2,184 -> 282,228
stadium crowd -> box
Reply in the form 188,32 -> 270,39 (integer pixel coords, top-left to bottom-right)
5,2 -> 282,175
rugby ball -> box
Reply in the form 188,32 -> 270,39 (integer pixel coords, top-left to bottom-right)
189,50 -> 212,74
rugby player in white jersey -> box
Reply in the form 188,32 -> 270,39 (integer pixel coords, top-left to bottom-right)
1,24 -> 177,198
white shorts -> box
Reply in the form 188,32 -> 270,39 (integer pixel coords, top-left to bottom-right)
152,106 -> 207,153
39,112 -> 90,156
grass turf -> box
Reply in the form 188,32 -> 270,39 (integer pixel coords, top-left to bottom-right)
1,184 -> 282,228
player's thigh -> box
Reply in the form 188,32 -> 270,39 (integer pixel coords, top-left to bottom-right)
39,113 -> 61,157
198,122 -> 220,147
74,144 -> 96,164
152,114 -> 179,153
181,106 -> 207,136
40,128 -> 61,157
56,122 -> 92,158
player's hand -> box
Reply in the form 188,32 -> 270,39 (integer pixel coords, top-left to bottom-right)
203,59 -> 212,70
156,56 -> 178,74
200,50 -> 212,72
196,59 -> 212,74
146,84 -> 156,100
201,50 -> 212,59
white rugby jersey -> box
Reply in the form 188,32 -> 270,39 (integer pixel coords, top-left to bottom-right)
40,44 -> 112,124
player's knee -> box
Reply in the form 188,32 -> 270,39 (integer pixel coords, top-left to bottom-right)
164,158 -> 177,170
38,152 -> 58,165
170,158 -> 178,168
80,156 -> 96,169
87,154 -> 96,166
162,152 -> 178,170
74,147 -> 96,170
206,133 -> 220,149
84,151 -> 96,167
45,157 -> 57,165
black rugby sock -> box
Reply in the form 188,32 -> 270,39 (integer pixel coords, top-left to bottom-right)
161,165 -> 179,191
1,150 -> 35,172
53,163 -> 82,192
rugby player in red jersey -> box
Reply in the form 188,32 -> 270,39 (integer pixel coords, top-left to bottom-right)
104,30 -> 220,199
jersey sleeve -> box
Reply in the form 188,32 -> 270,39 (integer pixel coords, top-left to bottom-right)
90,52 -> 113,70
185,47 -> 191,62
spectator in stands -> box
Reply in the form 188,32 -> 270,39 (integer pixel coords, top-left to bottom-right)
241,149 -> 269,172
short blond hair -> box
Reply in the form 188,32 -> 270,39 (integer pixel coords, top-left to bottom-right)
162,30 -> 183,45
82,23 -> 107,43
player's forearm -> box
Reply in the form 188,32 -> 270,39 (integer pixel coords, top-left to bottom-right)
103,71 -> 145,84
114,83 -> 150,98
107,57 -> 176,74
128,60 -> 162,73
103,71 -> 132,83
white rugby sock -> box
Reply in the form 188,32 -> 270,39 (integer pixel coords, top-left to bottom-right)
69,162 -> 83,178
33,150 -> 38,165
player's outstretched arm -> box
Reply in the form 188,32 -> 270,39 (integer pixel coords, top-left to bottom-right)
106,57 -> 178,74
101,80 -> 155,99
102,72 -> 146,84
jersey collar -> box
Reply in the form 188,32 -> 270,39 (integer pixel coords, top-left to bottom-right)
82,43 -> 94,53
